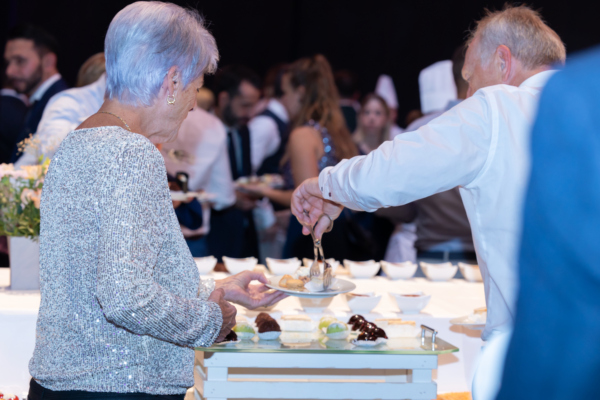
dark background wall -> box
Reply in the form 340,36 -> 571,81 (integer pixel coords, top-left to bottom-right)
2,0 -> 600,126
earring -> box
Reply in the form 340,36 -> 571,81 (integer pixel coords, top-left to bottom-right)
167,94 -> 176,105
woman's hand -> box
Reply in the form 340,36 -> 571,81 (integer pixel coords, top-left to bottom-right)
215,271 -> 288,309
207,288 -> 237,342
291,177 -> 344,239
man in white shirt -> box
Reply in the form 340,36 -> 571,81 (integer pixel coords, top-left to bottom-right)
247,88 -> 289,175
161,107 -> 236,256
292,8 -> 565,397
16,74 -> 106,166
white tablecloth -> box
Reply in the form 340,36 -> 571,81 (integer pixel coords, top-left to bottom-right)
0,268 -> 484,397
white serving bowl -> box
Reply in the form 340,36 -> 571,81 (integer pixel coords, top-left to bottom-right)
344,260 -> 380,279
380,260 -> 418,280
298,296 -> 334,313
302,258 -> 340,272
223,256 -> 258,275
420,262 -> 458,282
266,257 -> 301,276
458,262 -> 483,282
194,256 -> 217,275
390,292 -> 431,314
345,292 -> 382,313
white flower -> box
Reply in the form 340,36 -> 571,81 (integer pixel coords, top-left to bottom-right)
20,188 -> 42,209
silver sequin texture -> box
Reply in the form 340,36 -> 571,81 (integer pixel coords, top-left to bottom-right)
29,127 -> 222,394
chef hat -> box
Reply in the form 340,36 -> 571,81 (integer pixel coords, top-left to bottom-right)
375,74 -> 399,110
418,60 -> 457,114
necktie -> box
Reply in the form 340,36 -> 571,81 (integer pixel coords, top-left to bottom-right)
227,130 -> 239,180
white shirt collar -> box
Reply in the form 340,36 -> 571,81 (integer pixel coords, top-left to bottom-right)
30,73 -> 61,103
267,98 -> 289,123
519,70 -> 558,90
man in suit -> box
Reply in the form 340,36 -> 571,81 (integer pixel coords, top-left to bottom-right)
497,47 -> 600,399
208,65 -> 261,261
4,24 -> 68,162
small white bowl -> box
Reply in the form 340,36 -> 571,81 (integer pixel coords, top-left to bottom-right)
458,262 -> 483,282
390,292 -> 431,314
194,256 -> 217,275
302,258 -> 340,272
344,260 -> 380,279
266,257 -> 301,276
345,292 -> 382,313
381,261 -> 418,280
298,296 -> 334,313
420,262 -> 458,282
223,256 -> 258,275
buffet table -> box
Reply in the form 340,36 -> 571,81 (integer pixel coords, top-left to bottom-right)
0,268 -> 484,398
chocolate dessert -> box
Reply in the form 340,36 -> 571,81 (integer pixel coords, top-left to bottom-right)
257,319 -> 281,333
357,331 -> 378,342
370,327 -> 388,339
359,322 -> 378,333
255,312 -> 272,326
348,314 -> 365,325
351,317 -> 366,331
218,330 -> 238,343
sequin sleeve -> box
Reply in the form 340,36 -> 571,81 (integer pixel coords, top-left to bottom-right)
198,277 -> 215,300
95,141 -> 222,348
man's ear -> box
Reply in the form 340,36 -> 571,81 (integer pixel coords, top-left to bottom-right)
218,91 -> 230,108
41,52 -> 57,70
496,45 -> 512,83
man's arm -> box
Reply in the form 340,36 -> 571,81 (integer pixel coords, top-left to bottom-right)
293,91 -> 493,237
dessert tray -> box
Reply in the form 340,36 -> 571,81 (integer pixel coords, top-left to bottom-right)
266,275 -> 356,298
170,191 -> 217,202
449,315 -> 486,330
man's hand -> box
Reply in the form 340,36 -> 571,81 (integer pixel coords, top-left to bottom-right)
235,191 -> 257,211
215,270 -> 288,309
291,177 -> 344,239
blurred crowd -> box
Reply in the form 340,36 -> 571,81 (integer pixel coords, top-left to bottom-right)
1,23 -> 475,271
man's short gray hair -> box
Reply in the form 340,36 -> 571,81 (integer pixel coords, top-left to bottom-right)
468,5 -> 566,70
105,1 -> 218,106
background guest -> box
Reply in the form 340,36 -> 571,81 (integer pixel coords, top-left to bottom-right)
4,24 -> 68,162
196,87 -> 215,111
208,65 -> 262,262
334,69 -> 360,133
249,64 -> 289,176
0,78 -> 28,164
161,107 -> 236,257
75,52 -> 105,87
375,74 -> 403,139
352,93 -> 391,154
385,45 -> 475,272
16,54 -> 106,165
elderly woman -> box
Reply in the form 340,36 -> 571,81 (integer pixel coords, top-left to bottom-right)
28,2 -> 285,399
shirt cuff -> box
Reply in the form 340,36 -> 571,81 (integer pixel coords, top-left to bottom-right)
318,166 -> 351,204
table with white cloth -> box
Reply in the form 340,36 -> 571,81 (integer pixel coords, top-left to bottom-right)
0,269 -> 484,398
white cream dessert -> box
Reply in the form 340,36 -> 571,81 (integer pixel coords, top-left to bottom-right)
279,315 -> 314,332
375,319 -> 418,338
293,266 -> 311,282
469,307 -> 487,324
279,331 -> 317,343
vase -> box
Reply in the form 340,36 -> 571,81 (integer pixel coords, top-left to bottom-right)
8,236 -> 40,290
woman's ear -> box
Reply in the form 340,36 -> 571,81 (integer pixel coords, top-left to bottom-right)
165,66 -> 179,98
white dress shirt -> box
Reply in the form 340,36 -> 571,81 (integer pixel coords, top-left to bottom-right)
29,73 -> 62,103
16,74 -> 106,166
247,98 -> 288,174
319,71 -> 556,340
161,108 -> 236,236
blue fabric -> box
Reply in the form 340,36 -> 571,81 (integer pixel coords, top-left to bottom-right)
497,47 -> 600,399
185,235 -> 209,258
0,94 -> 28,163
174,199 -> 203,230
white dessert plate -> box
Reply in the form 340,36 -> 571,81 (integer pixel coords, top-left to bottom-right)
170,191 -> 217,202
450,315 -> 486,330
266,275 -> 356,298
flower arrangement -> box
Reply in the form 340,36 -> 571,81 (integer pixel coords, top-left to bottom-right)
0,159 -> 50,239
